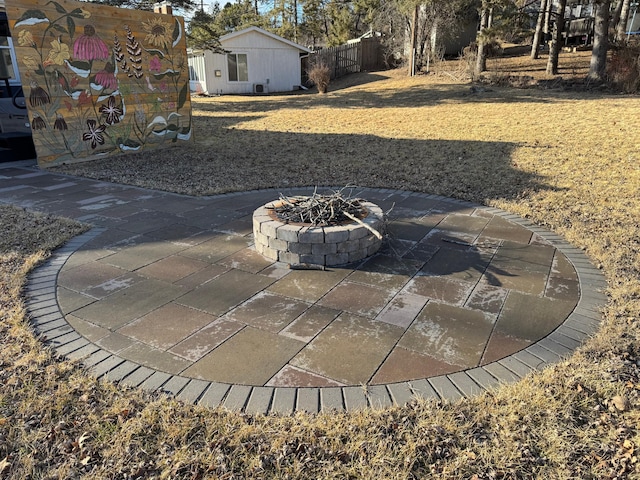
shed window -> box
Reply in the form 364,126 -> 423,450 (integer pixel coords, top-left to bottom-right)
227,53 -> 248,82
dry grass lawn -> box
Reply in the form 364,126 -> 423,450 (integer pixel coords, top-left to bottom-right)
1,51 -> 639,478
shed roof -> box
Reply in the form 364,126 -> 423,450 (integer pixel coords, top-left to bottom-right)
220,26 -> 312,53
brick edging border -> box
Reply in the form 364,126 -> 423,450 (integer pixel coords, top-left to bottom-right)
24,188 -> 608,414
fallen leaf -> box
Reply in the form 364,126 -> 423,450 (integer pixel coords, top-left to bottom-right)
78,432 -> 90,449
612,395 -> 628,411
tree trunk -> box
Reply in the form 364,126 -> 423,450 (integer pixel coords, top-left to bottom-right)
543,0 -> 552,36
589,0 -> 611,81
293,0 -> 298,43
616,0 -> 631,42
475,3 -> 489,76
546,0 -> 567,75
531,0 -> 548,59
611,0 -> 624,31
409,5 -> 419,76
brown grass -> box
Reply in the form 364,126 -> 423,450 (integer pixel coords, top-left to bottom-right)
2,51 -> 639,478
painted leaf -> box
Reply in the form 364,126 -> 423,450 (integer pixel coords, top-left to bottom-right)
67,16 -> 75,39
52,23 -> 68,34
119,139 -> 141,151
147,116 -> 167,129
90,82 -> 105,92
145,48 -> 165,59
177,82 -> 188,111
177,127 -> 192,141
69,7 -> 84,18
15,10 -> 49,27
172,18 -> 182,47
152,69 -> 179,80
65,60 -> 90,78
47,1 -> 68,14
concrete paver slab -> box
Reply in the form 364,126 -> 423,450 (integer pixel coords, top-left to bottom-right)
180,234 -> 253,263
399,302 -> 493,368
318,281 -> 396,318
119,342 -> 192,374
136,255 -> 209,283
183,327 -> 305,384
495,292 -> 576,343
267,268 -> 351,303
291,313 -> 404,385
375,292 -> 428,328
177,269 -> 274,316
169,318 -> 244,362
118,303 -> 217,350
73,279 -> 186,329
404,275 -> 475,306
371,346 -> 461,384
224,291 -> 309,333
279,305 -> 340,342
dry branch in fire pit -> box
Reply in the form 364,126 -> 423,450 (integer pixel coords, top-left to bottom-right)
267,188 -> 368,226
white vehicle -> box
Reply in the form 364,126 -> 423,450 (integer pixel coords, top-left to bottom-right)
0,9 -> 34,162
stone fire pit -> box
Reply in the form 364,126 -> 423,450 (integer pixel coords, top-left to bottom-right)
252,195 -> 385,267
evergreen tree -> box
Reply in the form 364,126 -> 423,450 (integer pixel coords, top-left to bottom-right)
326,0 -> 354,45
301,0 -> 327,46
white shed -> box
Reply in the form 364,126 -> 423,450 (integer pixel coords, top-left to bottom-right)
188,26 -> 312,95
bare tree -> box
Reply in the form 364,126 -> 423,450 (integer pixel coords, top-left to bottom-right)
546,0 -> 566,75
531,0 -> 548,59
588,0 -> 611,81
615,0 -> 631,42
543,0 -> 552,37
408,5 -> 419,76
475,0 -> 490,75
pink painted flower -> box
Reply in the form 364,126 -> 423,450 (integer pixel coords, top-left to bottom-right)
94,62 -> 118,90
149,55 -> 162,73
159,81 -> 168,93
73,24 -> 110,61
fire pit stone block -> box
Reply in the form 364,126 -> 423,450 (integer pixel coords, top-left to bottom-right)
252,201 -> 385,267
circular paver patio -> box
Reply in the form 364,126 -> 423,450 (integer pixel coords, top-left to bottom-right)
4,164 -> 607,414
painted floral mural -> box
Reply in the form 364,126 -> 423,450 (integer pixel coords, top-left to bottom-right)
6,0 -> 192,167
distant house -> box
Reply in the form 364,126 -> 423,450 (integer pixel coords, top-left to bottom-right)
188,26 -> 312,95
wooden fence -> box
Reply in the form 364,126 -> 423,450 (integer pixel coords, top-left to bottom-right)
302,37 -> 383,84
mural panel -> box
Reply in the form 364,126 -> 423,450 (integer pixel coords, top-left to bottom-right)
6,0 -> 193,166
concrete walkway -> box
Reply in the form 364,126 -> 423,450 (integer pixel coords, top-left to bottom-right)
1,161 -> 607,414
